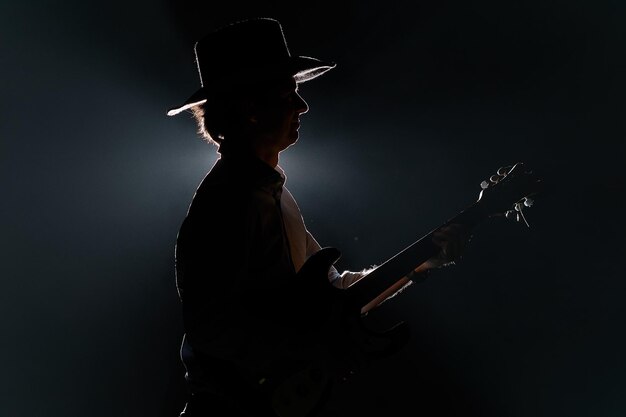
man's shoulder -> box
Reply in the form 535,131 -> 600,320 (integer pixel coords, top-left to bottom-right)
189,171 -> 275,217
190,175 -> 250,211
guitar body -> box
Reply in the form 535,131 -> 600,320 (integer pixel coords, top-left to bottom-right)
257,248 -> 410,417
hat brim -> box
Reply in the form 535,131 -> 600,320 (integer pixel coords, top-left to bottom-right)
166,56 -> 335,116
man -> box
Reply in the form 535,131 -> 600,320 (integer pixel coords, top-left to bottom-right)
167,18 -> 469,417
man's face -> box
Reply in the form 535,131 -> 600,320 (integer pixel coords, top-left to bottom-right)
252,76 -> 309,153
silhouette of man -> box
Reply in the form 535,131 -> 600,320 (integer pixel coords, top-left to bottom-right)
167,18 -> 468,417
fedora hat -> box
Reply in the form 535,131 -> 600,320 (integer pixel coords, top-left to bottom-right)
167,18 -> 336,116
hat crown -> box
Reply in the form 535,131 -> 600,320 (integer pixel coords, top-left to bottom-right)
167,18 -> 335,116
194,18 -> 292,87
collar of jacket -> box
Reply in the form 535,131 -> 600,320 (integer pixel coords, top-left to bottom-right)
215,153 -> 285,200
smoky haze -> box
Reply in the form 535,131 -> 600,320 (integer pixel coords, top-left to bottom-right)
2,1 -> 625,416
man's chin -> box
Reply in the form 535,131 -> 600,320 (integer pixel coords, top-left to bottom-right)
281,137 -> 298,152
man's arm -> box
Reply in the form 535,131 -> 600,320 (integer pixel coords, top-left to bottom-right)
304,229 -> 375,289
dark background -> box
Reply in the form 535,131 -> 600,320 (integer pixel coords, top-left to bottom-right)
2,1 -> 625,416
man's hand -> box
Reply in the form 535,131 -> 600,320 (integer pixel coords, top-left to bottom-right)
423,223 -> 472,269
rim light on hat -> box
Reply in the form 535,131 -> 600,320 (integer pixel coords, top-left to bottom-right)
167,18 -> 336,116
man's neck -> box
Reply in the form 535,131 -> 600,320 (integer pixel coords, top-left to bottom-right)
219,134 -> 280,168
219,146 -> 279,170
253,147 -> 279,168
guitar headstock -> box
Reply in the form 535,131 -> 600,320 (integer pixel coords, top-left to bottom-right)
477,162 -> 542,227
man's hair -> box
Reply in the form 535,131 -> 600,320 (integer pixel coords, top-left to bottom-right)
190,91 -> 242,146
190,103 -> 214,144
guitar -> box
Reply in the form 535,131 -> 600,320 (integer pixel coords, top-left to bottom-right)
258,162 -> 543,417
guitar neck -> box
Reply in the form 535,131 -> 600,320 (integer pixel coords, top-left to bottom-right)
344,201 -> 484,308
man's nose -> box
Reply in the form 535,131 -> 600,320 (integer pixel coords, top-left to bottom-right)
295,92 -> 309,114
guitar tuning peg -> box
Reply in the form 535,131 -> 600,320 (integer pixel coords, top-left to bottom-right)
480,180 -> 490,189
505,210 -> 517,220
497,166 -> 512,176
519,208 -> 530,228
523,197 -> 534,207
512,202 -> 531,228
490,174 -> 500,183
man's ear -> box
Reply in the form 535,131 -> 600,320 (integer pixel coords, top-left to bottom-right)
239,98 -> 258,124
